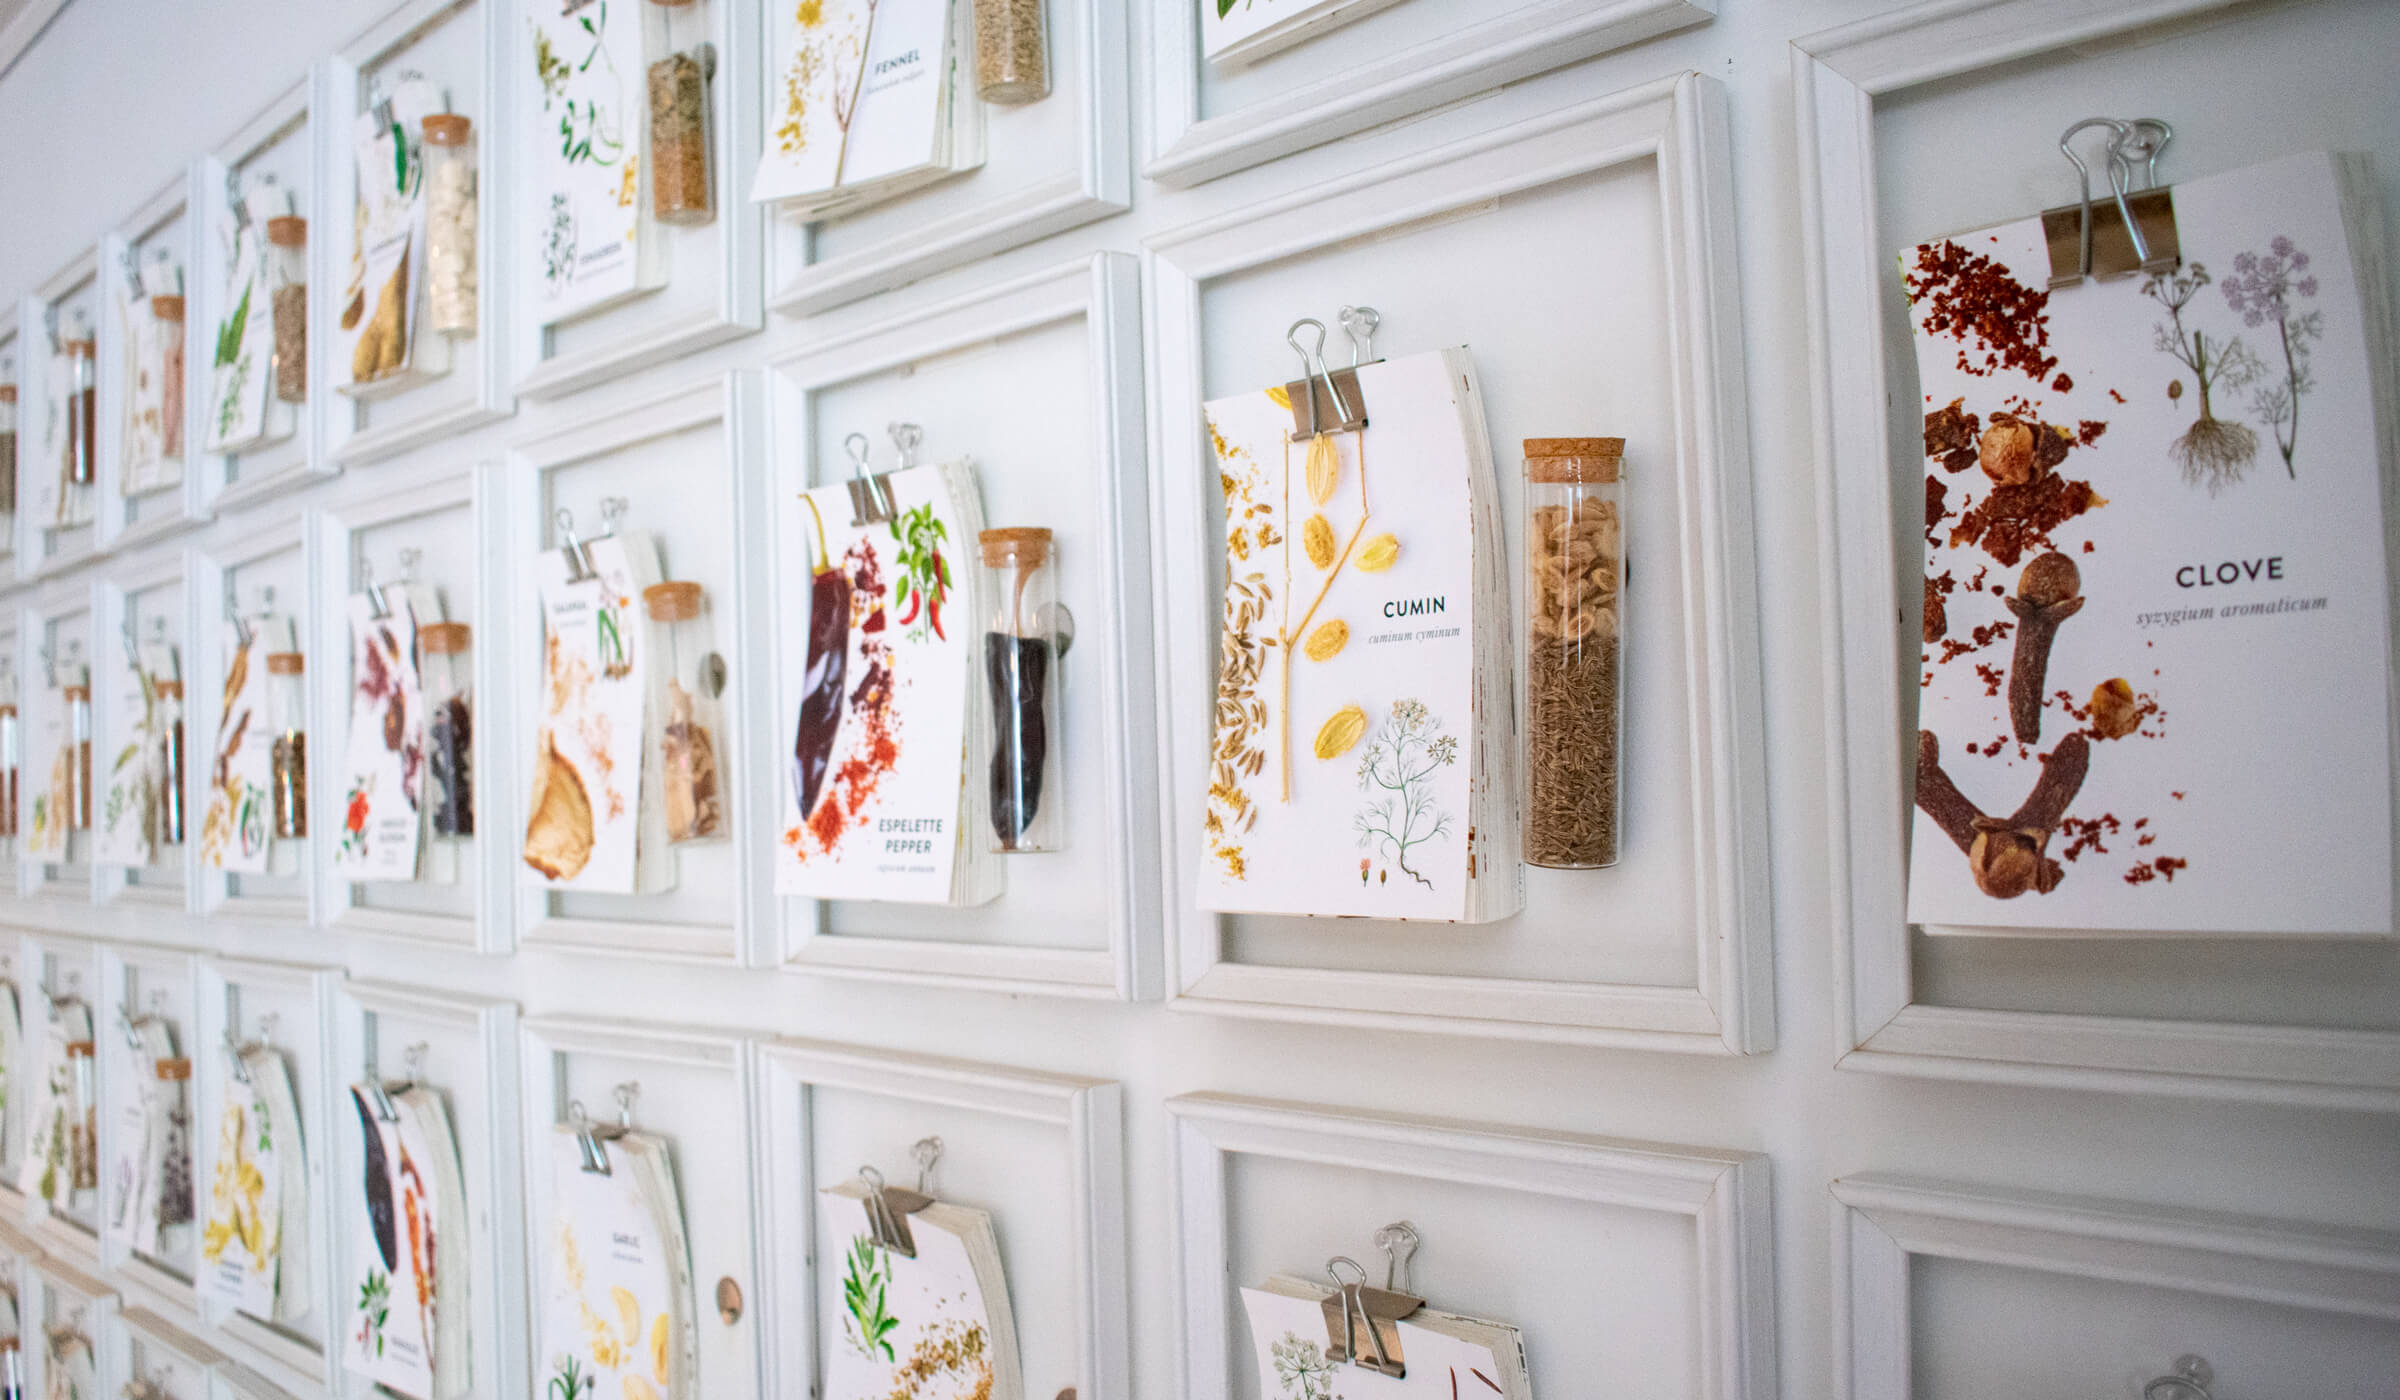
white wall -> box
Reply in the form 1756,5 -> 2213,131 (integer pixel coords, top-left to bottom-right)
2,0 -> 2397,1397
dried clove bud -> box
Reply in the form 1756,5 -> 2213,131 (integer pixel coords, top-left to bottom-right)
2089,678 -> 2140,739
1913,729 -> 1982,854
2004,551 -> 2083,744
1965,732 -> 2091,899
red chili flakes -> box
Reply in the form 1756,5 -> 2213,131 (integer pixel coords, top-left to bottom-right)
1925,475 -> 1950,540
1905,240 -> 2060,382
1949,474 -> 2109,566
2172,791 -> 2186,800
2108,388 -> 2126,403
2058,813 -> 2119,863
2124,856 -> 2188,885
1936,617 -> 2014,665
2052,373 -> 2074,392
2076,420 -> 2108,447
1974,661 -> 2004,697
2082,540 -> 2095,552
1923,400 -> 1981,473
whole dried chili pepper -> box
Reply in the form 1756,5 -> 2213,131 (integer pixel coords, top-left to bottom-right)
792,494 -> 850,820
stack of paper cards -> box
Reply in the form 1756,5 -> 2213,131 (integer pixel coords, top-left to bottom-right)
1198,345 -> 1522,922
201,615 -> 292,877
751,0 -> 985,220
343,1081 -> 470,1399
95,634 -> 176,871
817,1176 -> 1020,1400
523,532 -> 671,894
103,1017 -> 193,1263
200,1045 -> 311,1325
540,1125 -> 697,1400
1241,1276 -> 1532,1399
333,589 -> 434,884
17,995 -> 91,1209
1202,0 -> 1407,67
776,458 -> 999,906
529,0 -> 669,325
339,76 -> 447,398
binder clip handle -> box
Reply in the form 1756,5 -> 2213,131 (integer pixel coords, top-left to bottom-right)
2145,1356 -> 2214,1400
912,1135 -> 942,1195
844,430 -> 894,525
1374,1219 -> 1417,1292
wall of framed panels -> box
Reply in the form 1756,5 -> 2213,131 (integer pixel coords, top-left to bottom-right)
0,0 -> 2395,1397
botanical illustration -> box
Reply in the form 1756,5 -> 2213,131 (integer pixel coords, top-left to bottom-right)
817,1187 -> 1008,1400
198,1060 -> 282,1318
530,0 -> 646,319
524,536 -> 652,892
1268,1332 -> 1338,1400
2221,236 -> 2322,476
750,0 -> 958,210
344,1084 -> 439,1394
332,592 -> 428,882
201,623 -> 276,874
1903,151 -> 2392,934
96,634 -> 164,869
778,464 -> 984,904
1353,698 -> 1456,888
1202,0 -> 1360,64
1198,350 -> 1487,920
22,687 -> 68,862
1241,1285 -> 1520,1399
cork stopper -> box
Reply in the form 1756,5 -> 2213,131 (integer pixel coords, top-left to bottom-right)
155,679 -> 183,700
150,294 -> 185,321
979,527 -> 1051,569
65,338 -> 95,359
266,215 -> 308,248
63,685 -> 90,702
643,580 -> 703,622
265,651 -> 304,676
420,621 -> 471,655
1525,436 -> 1623,484
422,113 -> 472,146
0,385 -> 15,403
0,704 -> 14,717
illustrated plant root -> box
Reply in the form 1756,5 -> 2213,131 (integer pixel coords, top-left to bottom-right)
2170,415 -> 2259,493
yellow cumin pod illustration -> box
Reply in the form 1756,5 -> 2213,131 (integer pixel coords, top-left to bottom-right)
652,1313 -> 670,1383
1304,620 -> 1348,661
1304,432 -> 1341,504
1301,514 -> 1336,569
613,1286 -> 642,1344
1356,533 -> 1400,572
1314,705 -> 1368,759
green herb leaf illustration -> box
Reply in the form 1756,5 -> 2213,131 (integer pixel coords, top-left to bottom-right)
840,1233 -> 899,1361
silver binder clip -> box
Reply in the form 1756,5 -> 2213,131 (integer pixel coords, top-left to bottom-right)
361,1021 -> 401,1123
361,557 -> 391,620
1338,305 -> 1381,369
844,431 -> 895,527
2044,116 -> 2179,288
2144,1356 -> 2214,1400
572,1081 -> 639,1175
1283,317 -> 1366,437
224,576 -> 255,648
1317,1222 -> 1426,1378
855,1163 -> 933,1259
555,509 -> 599,584
912,1135 -> 942,1194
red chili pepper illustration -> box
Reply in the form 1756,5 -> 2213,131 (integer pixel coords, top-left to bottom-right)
792,495 -> 850,821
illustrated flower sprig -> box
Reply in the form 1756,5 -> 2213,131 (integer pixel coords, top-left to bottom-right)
840,1233 -> 899,1362
2221,236 -> 2322,477
1353,698 -> 1457,889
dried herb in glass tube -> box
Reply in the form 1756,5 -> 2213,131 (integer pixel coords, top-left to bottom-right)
1523,437 -> 1625,869
63,332 -> 97,494
267,215 -> 309,403
155,678 -> 185,846
0,689 -> 17,840
420,622 -> 473,839
64,678 -> 91,831
646,18 -> 715,226
422,115 -> 479,336
645,581 -> 724,843
980,527 -> 1062,853
266,649 -> 306,839
151,292 -> 186,463
0,379 -> 17,532
974,0 -> 1049,105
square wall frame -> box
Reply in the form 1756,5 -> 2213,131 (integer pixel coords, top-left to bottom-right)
766,254 -> 1159,997
98,169 -> 213,554
92,543 -> 197,924
1792,0 -> 2400,1108
753,1038 -> 1127,1399
1148,69 -> 1771,1051
309,465 -> 513,952
190,511 -> 318,925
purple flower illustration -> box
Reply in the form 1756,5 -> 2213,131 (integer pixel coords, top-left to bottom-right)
2221,236 -> 2321,476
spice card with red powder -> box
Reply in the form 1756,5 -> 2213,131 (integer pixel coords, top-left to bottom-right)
331,591 -> 430,884
776,459 -> 998,905
1905,151 -> 2395,935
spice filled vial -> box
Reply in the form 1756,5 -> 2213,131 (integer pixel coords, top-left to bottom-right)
646,10 -> 715,227
973,0 -> 1049,105
1523,437 -> 1625,869
0,374 -> 17,541
0,674 -> 18,842
420,621 -> 474,840
156,677 -> 185,846
266,649 -> 306,840
266,214 -> 309,408
980,527 -> 1063,853
63,330 -> 98,520
421,115 -> 479,336
64,675 -> 91,832
644,581 -> 724,843
149,291 -> 186,462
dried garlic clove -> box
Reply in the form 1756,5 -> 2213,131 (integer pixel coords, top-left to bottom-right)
1304,619 -> 1349,661
1302,513 -> 1337,570
1304,432 -> 1341,504
1313,704 -> 1368,759
1356,534 -> 1400,572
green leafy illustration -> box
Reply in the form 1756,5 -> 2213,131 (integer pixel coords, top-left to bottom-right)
356,1268 -> 392,1357
214,278 -> 252,369
840,1233 -> 900,1362
886,502 -> 952,641
546,1355 -> 594,1400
